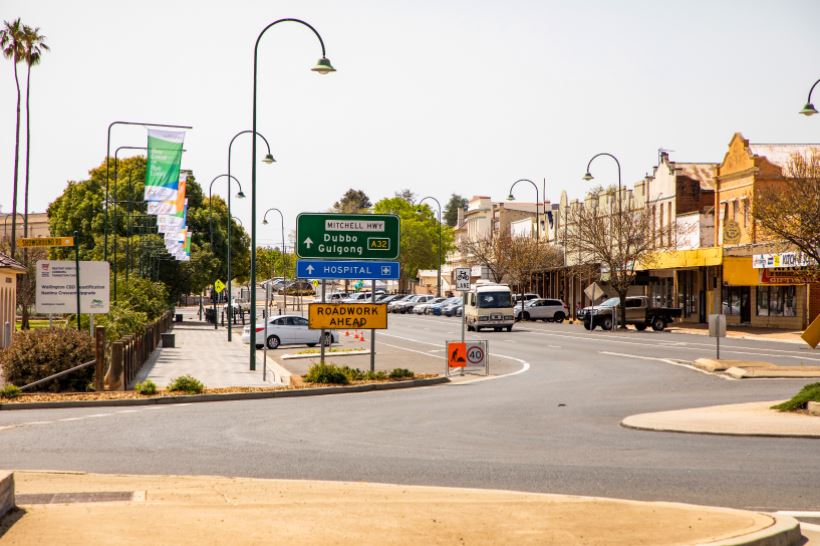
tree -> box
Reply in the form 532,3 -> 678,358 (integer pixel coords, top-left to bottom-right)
394,189 -> 415,204
506,237 -> 563,301
443,193 -> 468,227
21,24 -> 48,239
753,151 -> 820,281
1,18 -> 25,258
459,233 -> 512,284
564,187 -> 664,328
373,197 -> 454,292
332,188 -> 371,213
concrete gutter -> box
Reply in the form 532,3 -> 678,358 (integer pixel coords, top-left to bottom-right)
694,358 -> 820,378
698,513 -> 802,546
0,471 -> 13,520
0,376 -> 449,411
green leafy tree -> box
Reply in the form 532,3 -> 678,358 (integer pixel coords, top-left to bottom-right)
1,18 -> 26,258
332,189 -> 371,213
394,189 -> 415,204
373,197 -> 454,291
443,193 -> 467,227
256,246 -> 294,281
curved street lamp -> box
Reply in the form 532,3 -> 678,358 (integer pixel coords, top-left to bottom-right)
583,152 -> 624,328
417,196 -> 443,297
800,78 -> 820,116
507,178 -> 540,241
2,212 -> 24,243
249,18 -> 335,370
263,207 -> 287,313
208,174 -> 244,334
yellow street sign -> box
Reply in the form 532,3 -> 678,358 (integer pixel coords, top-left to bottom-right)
308,303 -> 387,330
18,236 -> 74,248
802,314 -> 820,349
214,279 -> 226,294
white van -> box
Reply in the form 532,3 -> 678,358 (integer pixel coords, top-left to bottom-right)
465,282 -> 514,332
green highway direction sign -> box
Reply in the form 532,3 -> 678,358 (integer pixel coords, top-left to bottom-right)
296,213 -> 400,260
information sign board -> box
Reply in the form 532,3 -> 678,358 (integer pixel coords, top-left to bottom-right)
35,260 -> 110,314
308,303 -> 388,329
296,214 -> 400,260
297,260 -> 400,280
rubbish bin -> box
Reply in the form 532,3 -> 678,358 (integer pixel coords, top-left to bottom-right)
205,308 -> 215,324
175,313 -> 183,323
161,332 -> 176,348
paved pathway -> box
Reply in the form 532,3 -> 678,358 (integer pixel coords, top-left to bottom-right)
132,309 -> 283,389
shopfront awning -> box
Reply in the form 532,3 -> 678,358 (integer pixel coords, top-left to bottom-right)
635,247 -> 723,271
723,256 -> 759,286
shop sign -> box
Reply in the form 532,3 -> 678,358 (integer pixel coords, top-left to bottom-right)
752,252 -> 814,269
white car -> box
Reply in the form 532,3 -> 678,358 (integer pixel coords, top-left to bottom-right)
241,314 -> 338,349
515,298 -> 568,322
413,297 -> 448,314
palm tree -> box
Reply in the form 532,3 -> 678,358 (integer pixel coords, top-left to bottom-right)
22,25 -> 49,239
0,18 -> 25,258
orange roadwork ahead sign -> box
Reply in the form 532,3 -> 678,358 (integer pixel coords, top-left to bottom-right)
18,236 -> 74,248
447,342 -> 467,367
802,314 -> 820,349
308,303 -> 387,330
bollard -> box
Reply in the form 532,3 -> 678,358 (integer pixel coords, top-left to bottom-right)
107,341 -> 124,391
94,326 -> 106,392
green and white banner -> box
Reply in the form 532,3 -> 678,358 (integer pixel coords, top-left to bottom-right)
144,129 -> 185,202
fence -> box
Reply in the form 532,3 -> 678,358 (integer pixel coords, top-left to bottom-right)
108,310 -> 173,390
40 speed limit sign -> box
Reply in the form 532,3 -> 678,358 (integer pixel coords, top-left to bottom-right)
445,339 -> 488,376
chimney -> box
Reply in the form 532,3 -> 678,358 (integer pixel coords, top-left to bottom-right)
457,206 -> 464,227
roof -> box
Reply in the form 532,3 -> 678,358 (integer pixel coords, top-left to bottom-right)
676,162 -> 717,190
0,252 -> 26,272
749,143 -> 820,170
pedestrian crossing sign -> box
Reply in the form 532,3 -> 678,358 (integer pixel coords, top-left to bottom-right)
214,279 -> 225,294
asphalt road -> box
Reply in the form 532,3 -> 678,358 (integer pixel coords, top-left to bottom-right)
2,314 -> 818,512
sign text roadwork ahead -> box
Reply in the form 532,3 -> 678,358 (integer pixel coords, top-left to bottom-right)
309,303 -> 388,330
296,213 -> 400,260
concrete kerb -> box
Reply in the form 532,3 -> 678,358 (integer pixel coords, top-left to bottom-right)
0,471 -> 13,520
0,376 -> 449,411
697,514 -> 802,546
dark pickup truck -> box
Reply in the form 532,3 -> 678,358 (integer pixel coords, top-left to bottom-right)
579,295 -> 682,331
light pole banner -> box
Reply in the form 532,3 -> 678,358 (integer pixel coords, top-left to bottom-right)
156,200 -> 187,233
144,129 -> 185,202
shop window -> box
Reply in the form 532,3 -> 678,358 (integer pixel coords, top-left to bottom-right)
722,286 -> 742,315
756,286 -> 797,317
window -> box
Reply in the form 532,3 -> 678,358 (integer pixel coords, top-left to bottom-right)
742,199 -> 749,228
625,299 -> 642,308
756,286 -> 797,317
477,292 -> 512,308
732,200 -> 738,221
722,286 -> 743,315
293,317 -> 308,326
667,202 -> 673,247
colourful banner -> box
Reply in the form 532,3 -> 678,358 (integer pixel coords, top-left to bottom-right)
144,129 -> 185,202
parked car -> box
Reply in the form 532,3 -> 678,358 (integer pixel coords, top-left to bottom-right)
279,280 -> 315,295
342,292 -> 377,303
512,293 -> 541,304
429,296 -> 462,316
387,294 -> 414,312
393,294 -> 436,314
328,292 -> 348,302
515,298 -> 569,322
443,300 -> 463,317
578,295 -> 682,331
241,314 -> 338,349
413,297 -> 448,314
376,293 -> 400,303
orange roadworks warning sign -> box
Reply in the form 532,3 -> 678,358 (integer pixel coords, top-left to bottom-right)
308,303 -> 387,330
448,342 -> 467,367
802,314 -> 820,349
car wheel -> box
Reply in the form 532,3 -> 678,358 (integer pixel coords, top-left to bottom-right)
651,317 -> 665,331
307,343 -> 317,347
494,327 -> 501,332
584,320 -> 593,330
506,325 -> 513,332
601,317 -> 613,331
266,335 -> 281,349
467,324 -> 474,332
522,312 -> 531,321
554,312 -> 565,323
255,344 -> 264,350
635,324 -> 647,331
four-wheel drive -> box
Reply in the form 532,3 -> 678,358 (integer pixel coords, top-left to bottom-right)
579,296 -> 681,331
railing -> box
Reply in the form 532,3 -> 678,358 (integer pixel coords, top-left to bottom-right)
19,359 -> 96,391
108,310 -> 173,390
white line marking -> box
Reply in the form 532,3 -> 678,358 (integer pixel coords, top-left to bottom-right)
377,341 -> 441,359
115,409 -> 139,414
85,413 -> 110,418
599,351 -> 735,380
58,417 -> 83,422
27,420 -> 53,425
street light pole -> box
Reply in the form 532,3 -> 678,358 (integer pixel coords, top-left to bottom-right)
507,178 -> 540,241
583,152 -> 623,328
800,78 -> 820,116
263,208 -> 287,313
208,174 -> 245,338
418,196 -> 443,297
250,18 -> 336,371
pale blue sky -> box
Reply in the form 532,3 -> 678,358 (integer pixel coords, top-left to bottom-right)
2,0 -> 819,245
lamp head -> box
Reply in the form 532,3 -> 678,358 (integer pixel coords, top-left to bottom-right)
582,172 -> 594,181
262,218 -> 269,225
236,191 -> 246,199
262,153 -> 276,164
506,194 -> 515,201
800,102 -> 818,117
311,57 -> 336,75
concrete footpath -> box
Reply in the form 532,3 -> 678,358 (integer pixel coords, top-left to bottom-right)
0,471 -> 802,546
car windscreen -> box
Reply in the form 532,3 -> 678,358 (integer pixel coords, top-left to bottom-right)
600,297 -> 620,307
477,291 -> 512,309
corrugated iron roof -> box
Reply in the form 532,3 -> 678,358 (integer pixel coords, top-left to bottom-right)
750,143 -> 820,170
0,252 -> 26,272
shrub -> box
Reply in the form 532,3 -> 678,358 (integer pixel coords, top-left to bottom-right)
167,375 -> 204,394
773,382 -> 820,412
304,363 -> 350,385
0,384 -> 22,399
0,328 -> 94,392
389,368 -> 414,379
134,380 -> 158,395
116,275 -> 171,320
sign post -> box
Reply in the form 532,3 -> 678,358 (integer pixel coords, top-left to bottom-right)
455,267 -> 470,345
296,214 -> 400,260
74,232 -> 81,330
709,314 -> 726,359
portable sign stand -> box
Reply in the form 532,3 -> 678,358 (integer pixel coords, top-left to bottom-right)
445,339 -> 489,377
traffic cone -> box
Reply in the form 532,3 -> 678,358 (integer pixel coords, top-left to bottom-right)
344,330 -> 350,337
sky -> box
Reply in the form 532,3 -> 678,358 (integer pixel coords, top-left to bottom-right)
2,0 -> 820,247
